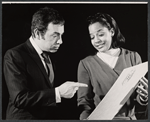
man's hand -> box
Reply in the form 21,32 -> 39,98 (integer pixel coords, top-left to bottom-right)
58,81 -> 88,98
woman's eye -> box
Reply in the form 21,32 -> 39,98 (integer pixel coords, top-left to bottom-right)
98,34 -> 104,37
97,32 -> 104,37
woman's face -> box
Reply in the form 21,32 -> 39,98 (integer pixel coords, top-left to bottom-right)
88,22 -> 114,52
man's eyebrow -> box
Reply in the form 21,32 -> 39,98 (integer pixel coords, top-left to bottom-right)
52,32 -> 60,35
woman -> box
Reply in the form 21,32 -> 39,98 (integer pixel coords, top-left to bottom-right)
77,13 -> 148,120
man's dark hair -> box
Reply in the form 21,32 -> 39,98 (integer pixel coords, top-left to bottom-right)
31,7 -> 65,38
87,13 -> 125,48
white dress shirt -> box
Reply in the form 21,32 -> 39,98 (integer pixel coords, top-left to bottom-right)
30,36 -> 61,103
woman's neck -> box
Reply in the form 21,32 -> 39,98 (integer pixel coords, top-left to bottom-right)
100,48 -> 120,57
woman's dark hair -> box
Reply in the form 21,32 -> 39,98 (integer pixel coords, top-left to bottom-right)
87,13 -> 125,48
31,7 -> 65,38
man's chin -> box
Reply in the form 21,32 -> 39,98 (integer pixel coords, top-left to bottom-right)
49,49 -> 58,53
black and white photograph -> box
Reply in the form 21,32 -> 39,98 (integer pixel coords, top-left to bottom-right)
2,1 -> 148,120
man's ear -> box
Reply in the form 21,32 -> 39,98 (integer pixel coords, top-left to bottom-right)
34,28 -> 40,40
110,28 -> 115,37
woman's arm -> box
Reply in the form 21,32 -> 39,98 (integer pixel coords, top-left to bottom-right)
77,60 -> 95,120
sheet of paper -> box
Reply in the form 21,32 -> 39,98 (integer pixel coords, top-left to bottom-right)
87,62 -> 148,120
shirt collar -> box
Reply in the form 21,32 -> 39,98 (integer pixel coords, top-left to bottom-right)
98,48 -> 120,57
29,36 -> 43,56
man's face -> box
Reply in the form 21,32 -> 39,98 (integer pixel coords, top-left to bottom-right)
39,23 -> 64,53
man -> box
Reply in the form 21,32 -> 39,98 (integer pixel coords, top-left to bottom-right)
3,7 -> 87,120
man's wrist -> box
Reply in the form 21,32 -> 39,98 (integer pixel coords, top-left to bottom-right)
55,87 -> 61,103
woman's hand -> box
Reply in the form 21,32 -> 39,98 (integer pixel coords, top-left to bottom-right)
136,77 -> 148,102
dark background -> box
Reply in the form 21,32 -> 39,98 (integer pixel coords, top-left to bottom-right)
2,3 -> 148,119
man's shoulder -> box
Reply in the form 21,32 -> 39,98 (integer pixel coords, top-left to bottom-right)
4,40 -> 29,58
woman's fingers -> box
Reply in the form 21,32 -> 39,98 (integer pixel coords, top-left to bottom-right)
139,77 -> 148,90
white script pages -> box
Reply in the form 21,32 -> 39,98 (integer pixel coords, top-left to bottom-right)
87,62 -> 148,120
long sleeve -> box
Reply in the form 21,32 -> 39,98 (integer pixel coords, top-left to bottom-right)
77,61 -> 95,120
4,49 -> 56,109
131,52 -> 142,65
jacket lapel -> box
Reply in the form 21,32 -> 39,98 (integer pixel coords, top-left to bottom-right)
25,40 -> 53,87
113,48 -> 128,75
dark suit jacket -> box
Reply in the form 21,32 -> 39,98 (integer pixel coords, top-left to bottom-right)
3,39 -> 59,119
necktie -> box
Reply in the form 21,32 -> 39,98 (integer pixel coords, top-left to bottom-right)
41,52 -> 54,84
